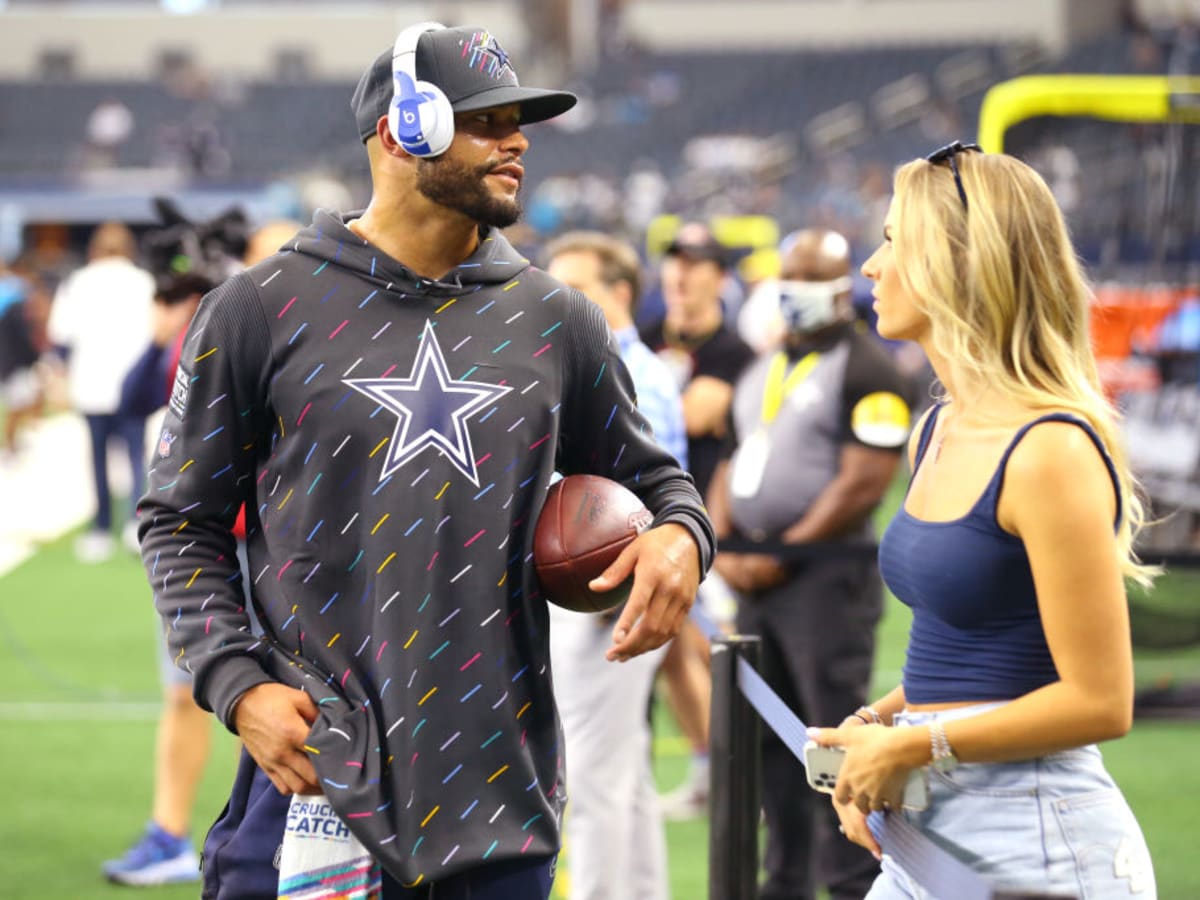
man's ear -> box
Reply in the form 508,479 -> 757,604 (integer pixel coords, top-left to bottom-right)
375,116 -> 411,159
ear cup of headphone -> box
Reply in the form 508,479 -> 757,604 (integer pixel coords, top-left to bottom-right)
388,72 -> 455,156
389,71 -> 426,145
389,24 -> 455,157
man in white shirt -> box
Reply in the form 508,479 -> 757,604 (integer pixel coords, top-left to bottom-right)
48,221 -> 155,561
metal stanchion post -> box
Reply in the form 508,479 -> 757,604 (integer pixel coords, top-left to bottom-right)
708,635 -> 761,900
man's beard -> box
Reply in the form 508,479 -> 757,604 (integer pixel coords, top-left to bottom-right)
415,156 -> 521,228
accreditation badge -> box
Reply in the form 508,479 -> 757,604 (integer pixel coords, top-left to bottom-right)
730,429 -> 770,499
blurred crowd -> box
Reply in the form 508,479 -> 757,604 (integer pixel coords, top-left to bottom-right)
0,237 -> 59,459
0,209 -> 933,465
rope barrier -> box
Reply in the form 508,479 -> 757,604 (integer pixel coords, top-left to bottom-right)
699,609 -> 1076,899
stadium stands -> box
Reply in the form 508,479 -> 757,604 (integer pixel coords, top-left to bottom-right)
0,29 -> 1185,271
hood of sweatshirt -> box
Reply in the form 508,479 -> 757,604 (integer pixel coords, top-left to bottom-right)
288,208 -> 532,297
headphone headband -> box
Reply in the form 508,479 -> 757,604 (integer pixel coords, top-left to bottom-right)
393,21 -> 445,85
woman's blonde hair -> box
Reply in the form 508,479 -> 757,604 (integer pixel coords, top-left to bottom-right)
891,150 -> 1153,584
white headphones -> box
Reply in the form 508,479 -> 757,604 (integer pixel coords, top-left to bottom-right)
389,22 -> 456,157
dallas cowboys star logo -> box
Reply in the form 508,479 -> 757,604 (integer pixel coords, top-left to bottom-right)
463,32 -> 512,80
480,34 -> 511,74
344,321 -> 511,487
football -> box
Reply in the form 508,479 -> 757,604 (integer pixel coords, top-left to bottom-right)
533,474 -> 654,613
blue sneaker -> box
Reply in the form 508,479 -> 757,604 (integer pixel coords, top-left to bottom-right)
102,822 -> 200,886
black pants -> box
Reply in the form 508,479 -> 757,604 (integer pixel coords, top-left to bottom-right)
736,556 -> 883,900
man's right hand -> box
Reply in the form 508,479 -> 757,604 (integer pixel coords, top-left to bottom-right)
233,682 -> 322,795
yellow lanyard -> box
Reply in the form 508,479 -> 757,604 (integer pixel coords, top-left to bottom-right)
760,351 -> 820,425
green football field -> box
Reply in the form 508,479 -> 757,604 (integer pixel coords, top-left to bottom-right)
1,529 -> 1199,898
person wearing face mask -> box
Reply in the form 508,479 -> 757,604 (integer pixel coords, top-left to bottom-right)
707,228 -> 912,900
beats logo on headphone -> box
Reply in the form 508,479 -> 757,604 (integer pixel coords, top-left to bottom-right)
389,22 -> 456,157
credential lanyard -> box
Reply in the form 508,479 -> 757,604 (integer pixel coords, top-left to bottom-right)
760,351 -> 820,425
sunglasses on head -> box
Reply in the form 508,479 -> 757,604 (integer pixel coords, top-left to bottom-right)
925,141 -> 982,211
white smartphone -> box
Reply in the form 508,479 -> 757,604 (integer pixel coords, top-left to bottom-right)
803,740 -> 930,811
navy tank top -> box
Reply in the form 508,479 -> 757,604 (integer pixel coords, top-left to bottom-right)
878,405 -> 1122,704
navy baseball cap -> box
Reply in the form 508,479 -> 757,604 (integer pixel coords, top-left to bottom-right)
351,25 -> 578,143
665,223 -> 730,268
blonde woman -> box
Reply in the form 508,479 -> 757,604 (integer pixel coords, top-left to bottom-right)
809,143 -> 1157,899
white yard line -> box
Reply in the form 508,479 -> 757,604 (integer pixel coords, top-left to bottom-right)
0,701 -> 162,721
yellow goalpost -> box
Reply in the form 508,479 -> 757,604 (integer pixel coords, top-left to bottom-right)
977,74 -> 1200,153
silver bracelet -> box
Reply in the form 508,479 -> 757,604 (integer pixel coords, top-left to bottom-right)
858,705 -> 884,725
929,719 -> 959,772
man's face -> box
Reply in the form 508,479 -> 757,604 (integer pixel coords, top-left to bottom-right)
660,253 -> 724,319
414,104 -> 528,228
547,250 -> 622,325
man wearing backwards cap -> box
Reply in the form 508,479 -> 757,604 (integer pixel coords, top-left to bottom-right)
138,22 -> 714,900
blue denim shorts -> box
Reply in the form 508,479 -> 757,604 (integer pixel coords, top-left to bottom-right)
865,703 -> 1156,900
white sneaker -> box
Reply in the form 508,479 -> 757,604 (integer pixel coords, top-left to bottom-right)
659,764 -> 710,821
75,530 -> 114,564
121,520 -> 141,554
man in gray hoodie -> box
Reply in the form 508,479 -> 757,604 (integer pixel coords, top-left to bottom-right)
138,21 -> 714,900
